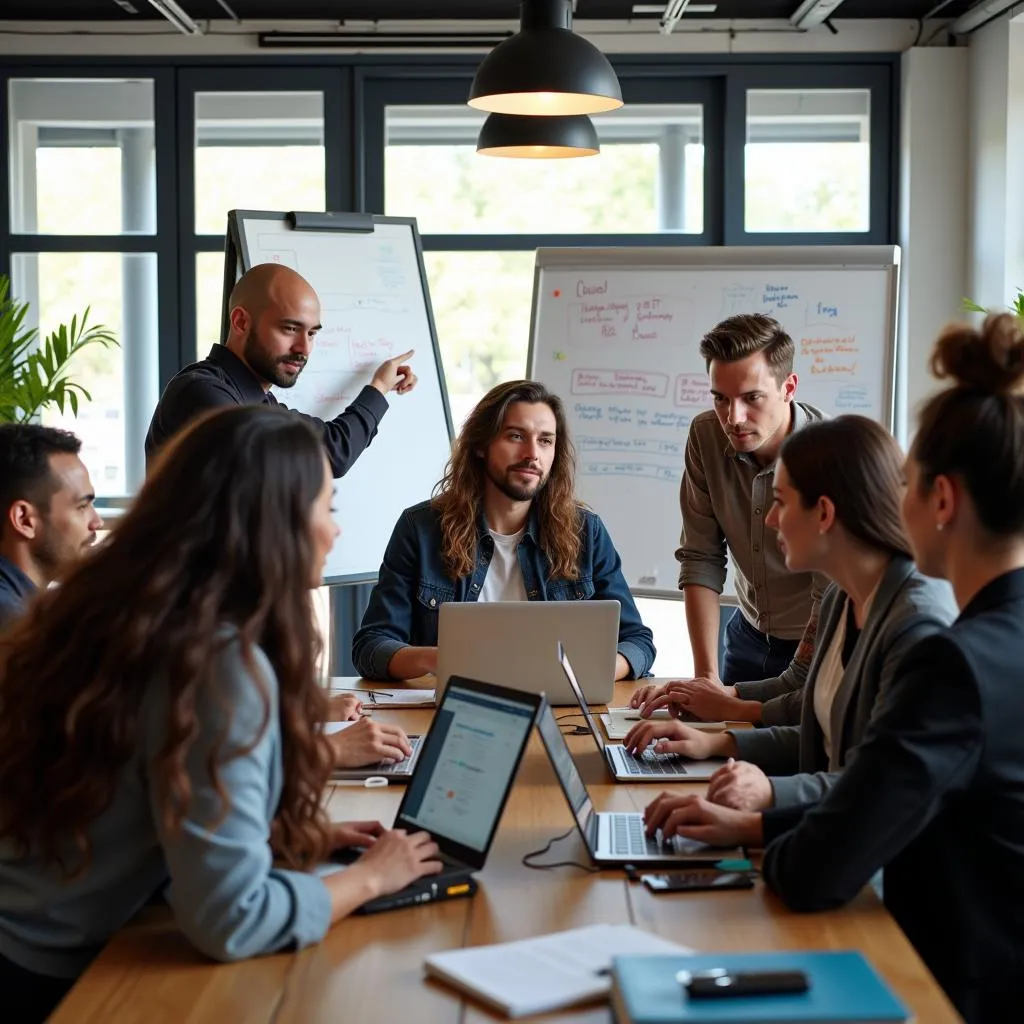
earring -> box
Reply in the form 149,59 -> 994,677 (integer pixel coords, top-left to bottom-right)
937,523 -> 944,532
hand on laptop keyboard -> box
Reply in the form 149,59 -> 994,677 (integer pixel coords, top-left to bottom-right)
328,718 -> 413,768
622,720 -> 720,761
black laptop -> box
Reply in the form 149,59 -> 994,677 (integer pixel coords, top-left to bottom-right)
332,675 -> 544,914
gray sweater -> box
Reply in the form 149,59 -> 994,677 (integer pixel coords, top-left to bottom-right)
0,637 -> 331,979
730,557 -> 958,807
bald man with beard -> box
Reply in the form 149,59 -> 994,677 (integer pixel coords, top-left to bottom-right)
145,263 -> 418,476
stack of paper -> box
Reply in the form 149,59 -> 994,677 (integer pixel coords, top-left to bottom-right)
424,923 -> 691,1018
364,689 -> 436,708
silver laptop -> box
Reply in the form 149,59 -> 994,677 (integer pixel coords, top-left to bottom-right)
437,601 -> 619,705
535,703 -> 743,866
332,734 -> 425,782
558,643 -> 725,782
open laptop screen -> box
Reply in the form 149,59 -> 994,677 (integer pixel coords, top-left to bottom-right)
395,678 -> 540,869
557,641 -> 607,756
536,704 -> 594,840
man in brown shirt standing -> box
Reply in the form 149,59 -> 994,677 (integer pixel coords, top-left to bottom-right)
676,313 -> 825,694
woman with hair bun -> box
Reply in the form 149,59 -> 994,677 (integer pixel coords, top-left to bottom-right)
643,313 -> 1024,1024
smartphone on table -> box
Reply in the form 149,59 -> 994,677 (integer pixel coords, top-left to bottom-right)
641,869 -> 755,893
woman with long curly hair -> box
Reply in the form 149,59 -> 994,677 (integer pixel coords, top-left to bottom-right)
0,405 -> 441,1021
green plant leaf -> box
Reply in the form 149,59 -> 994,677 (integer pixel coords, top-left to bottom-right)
0,273 -> 119,423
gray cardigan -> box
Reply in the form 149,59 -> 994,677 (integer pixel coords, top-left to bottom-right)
730,556 -> 958,808
0,637 -> 331,980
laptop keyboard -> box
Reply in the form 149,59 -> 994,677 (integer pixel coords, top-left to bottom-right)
617,747 -> 688,776
375,735 -> 423,775
609,813 -> 678,857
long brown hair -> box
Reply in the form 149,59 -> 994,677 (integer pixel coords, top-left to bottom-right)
0,405 -> 333,875
433,380 -> 582,580
913,313 -> 1024,536
780,415 -> 911,559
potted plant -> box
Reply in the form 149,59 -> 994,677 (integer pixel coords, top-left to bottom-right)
963,289 -> 1024,321
0,274 -> 118,424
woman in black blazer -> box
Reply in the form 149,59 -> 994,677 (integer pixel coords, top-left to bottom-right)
645,313 -> 1024,1024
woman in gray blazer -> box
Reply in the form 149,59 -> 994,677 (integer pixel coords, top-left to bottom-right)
624,416 -> 958,810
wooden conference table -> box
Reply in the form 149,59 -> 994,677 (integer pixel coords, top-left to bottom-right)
53,681 -> 961,1024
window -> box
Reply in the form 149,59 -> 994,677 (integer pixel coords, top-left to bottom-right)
423,251 -> 535,427
11,251 -> 158,496
195,251 -> 225,357
193,91 -> 326,235
385,103 -> 704,235
8,78 -> 156,236
6,76 -> 161,496
745,88 -> 871,234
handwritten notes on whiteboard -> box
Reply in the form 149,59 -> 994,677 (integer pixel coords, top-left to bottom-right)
240,216 -> 451,583
530,259 -> 897,596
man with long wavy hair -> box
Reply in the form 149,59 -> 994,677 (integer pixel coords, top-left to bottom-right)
352,380 -> 655,682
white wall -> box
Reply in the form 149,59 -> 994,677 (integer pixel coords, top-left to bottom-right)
899,47 -> 969,435
967,13 -> 1024,310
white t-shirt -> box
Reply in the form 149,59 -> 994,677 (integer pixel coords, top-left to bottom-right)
478,528 -> 528,604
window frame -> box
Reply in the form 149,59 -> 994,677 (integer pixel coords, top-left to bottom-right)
359,67 -> 726,248
0,52 -> 900,675
176,65 -> 353,364
723,62 -> 896,246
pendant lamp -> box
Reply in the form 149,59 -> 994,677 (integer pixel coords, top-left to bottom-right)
468,0 -> 623,117
476,113 -> 600,159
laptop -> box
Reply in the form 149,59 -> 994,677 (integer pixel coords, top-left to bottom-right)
558,642 -> 725,782
335,675 -> 544,913
437,601 -> 619,705
535,703 -> 743,867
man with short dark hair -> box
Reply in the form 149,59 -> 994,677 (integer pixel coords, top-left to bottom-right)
0,424 -> 102,628
145,263 -> 417,475
676,313 -> 825,712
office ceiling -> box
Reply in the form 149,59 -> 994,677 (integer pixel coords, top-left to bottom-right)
0,1 -> 980,23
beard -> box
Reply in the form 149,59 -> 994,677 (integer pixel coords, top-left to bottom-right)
32,520 -> 86,582
487,461 -> 549,502
243,331 -> 307,389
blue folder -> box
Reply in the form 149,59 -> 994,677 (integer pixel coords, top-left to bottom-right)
611,950 -> 908,1023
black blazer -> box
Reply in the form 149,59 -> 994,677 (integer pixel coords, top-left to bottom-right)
761,568 -> 1024,1024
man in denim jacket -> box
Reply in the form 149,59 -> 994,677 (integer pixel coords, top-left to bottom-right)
352,380 -> 655,682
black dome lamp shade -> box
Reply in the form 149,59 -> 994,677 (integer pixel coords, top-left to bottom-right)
476,112 -> 600,159
468,0 -> 623,117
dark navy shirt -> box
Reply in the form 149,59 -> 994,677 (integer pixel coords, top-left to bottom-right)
0,555 -> 35,631
144,344 -> 389,477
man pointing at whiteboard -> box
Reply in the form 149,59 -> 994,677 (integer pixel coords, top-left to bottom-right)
660,314 -> 827,724
145,263 -> 417,475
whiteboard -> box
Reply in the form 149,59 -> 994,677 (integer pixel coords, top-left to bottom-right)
528,246 -> 901,600
231,212 -> 453,584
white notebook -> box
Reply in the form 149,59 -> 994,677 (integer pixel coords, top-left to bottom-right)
424,923 -> 690,1018
328,676 -> 436,708
600,707 -> 728,740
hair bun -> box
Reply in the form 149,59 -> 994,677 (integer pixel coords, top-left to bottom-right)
931,313 -> 1024,395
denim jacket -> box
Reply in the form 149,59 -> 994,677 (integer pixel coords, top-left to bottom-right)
352,500 -> 656,681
